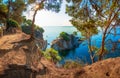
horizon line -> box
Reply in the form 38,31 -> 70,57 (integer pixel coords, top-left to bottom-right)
41,25 -> 73,27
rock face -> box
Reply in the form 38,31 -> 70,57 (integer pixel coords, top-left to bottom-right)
21,26 -> 47,50
0,32 -> 47,78
51,34 -> 81,51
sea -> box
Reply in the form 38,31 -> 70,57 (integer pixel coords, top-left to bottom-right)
43,26 -> 120,64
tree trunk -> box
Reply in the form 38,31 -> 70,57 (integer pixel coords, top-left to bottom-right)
98,8 -> 119,60
6,0 -> 11,31
88,37 -> 95,63
99,26 -> 108,60
30,0 -> 45,39
31,9 -> 38,39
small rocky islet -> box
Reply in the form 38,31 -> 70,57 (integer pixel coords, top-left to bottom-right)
51,32 -> 82,51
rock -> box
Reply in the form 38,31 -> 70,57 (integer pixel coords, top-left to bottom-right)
22,26 -> 47,50
74,57 -> 120,78
0,64 -> 37,78
0,32 -> 47,78
51,34 -> 81,51
0,31 -> 120,78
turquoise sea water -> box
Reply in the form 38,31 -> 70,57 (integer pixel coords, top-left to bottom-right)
43,26 -> 80,46
43,26 -> 120,64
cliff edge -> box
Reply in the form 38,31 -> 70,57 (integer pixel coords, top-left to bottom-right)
0,32 -> 120,78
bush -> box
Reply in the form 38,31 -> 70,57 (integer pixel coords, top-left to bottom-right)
64,60 -> 82,69
43,48 -> 61,63
73,31 -> 77,36
21,25 -> 31,34
59,32 -> 70,41
7,19 -> 20,29
64,60 -> 83,69
21,25 -> 44,35
21,19 -> 44,34
35,25 -> 44,33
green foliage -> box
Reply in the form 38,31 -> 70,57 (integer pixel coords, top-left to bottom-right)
43,0 -> 62,12
10,0 -> 26,24
21,18 -> 44,34
73,31 -> 77,36
64,60 -> 82,69
2,0 -> 26,24
21,25 -> 31,34
59,50 -> 70,57
0,4 -> 7,14
26,0 -> 62,13
22,25 -> 44,35
71,19 -> 98,38
21,18 -> 32,34
35,25 -> 44,33
22,17 -> 32,26
66,0 -> 120,60
90,46 -> 99,53
7,19 -> 20,28
59,32 -> 70,41
0,4 -> 7,22
96,47 -> 108,56
66,0 -> 120,37
43,48 -> 61,63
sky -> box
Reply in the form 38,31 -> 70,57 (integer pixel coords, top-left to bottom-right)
26,1 -> 72,27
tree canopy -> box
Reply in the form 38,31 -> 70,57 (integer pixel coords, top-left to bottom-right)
0,0 -> 62,38
66,0 -> 120,60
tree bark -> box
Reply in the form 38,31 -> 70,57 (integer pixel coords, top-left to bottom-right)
98,9 -> 119,60
30,0 -> 45,39
6,0 -> 12,31
31,9 -> 38,39
88,37 -> 95,63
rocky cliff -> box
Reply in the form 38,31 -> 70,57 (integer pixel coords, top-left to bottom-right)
51,34 -> 81,51
0,32 -> 120,78
0,32 -> 48,78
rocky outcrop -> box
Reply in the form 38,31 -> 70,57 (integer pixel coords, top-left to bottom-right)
0,32 -> 47,78
0,32 -> 120,78
51,34 -> 81,51
21,26 -> 47,50
0,64 -> 37,78
22,26 -> 43,39
74,57 -> 120,78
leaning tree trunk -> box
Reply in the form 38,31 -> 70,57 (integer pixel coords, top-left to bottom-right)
31,9 -> 38,39
98,10 -> 119,60
88,37 -> 95,63
30,0 -> 45,39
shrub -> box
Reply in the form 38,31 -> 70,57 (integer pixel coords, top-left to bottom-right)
21,25 -> 44,35
43,48 -> 61,63
64,60 -> 82,69
73,31 -> 77,36
59,32 -> 70,41
21,19 -> 44,34
7,19 -> 20,29
21,25 -> 31,34
35,25 -> 44,33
